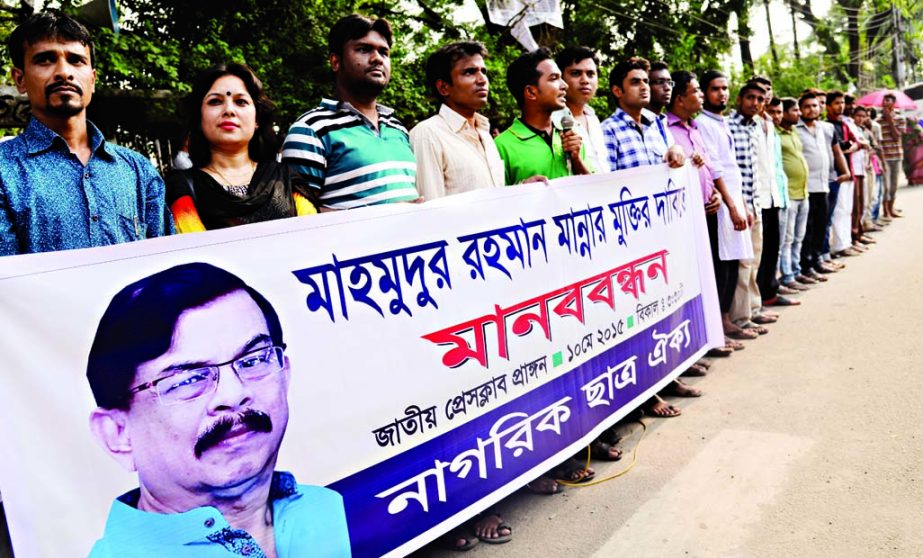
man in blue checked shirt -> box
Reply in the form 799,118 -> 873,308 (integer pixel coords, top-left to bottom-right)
601,56 -> 686,171
0,12 -> 172,256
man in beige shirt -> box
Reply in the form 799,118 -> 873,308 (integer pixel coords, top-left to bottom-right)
410,44 -> 513,548
410,41 -> 506,199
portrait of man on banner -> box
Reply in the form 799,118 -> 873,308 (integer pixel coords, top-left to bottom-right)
84,262 -> 351,557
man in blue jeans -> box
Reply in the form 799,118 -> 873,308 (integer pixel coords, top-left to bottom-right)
776,98 -> 810,290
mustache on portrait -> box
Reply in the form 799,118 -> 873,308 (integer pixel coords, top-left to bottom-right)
194,409 -> 273,458
46,82 -> 83,97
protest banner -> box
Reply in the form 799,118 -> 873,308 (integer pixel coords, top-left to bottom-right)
0,163 -> 721,557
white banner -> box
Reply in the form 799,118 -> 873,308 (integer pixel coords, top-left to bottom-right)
0,164 -> 721,557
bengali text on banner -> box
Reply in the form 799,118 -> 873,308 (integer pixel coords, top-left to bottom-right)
0,163 -> 721,558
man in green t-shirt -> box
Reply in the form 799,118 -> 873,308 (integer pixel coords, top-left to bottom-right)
494,48 -> 589,184
776,97 -> 812,290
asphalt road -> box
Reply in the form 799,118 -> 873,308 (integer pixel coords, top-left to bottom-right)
416,184 -> 923,558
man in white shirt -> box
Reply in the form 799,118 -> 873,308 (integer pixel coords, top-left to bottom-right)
552,46 -> 608,173
695,70 -> 753,348
748,78 -> 796,311
408,41 -> 512,549
410,42 -> 505,199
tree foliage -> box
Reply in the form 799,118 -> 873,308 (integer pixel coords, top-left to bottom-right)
4,0 -> 744,130
5,0 -> 915,139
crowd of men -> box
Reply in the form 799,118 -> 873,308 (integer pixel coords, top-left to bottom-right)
0,8 -> 914,556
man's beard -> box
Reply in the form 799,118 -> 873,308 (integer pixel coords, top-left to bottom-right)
45,83 -> 86,117
345,72 -> 388,98
47,100 -> 85,117
703,100 -> 726,113
194,409 -> 273,458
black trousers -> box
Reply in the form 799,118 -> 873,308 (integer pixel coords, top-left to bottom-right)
801,191 -> 829,273
707,212 -> 739,313
757,207 -> 780,300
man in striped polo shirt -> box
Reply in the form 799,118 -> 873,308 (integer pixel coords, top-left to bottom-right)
281,14 -> 419,210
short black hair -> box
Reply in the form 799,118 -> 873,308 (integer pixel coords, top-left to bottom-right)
739,82 -> 767,97
7,10 -> 94,70
609,56 -> 650,91
852,105 -> 868,115
782,97 -> 798,111
869,107 -> 878,119
668,70 -> 697,109
798,91 -> 817,106
826,90 -> 845,105
845,94 -> 855,104
883,92 -> 897,101
555,46 -> 599,72
506,47 -> 553,108
768,96 -> 782,107
328,13 -> 393,58
748,74 -> 772,88
700,70 -> 727,91
425,41 -> 487,101
86,263 -> 284,410
650,60 -> 670,74
186,63 -> 277,167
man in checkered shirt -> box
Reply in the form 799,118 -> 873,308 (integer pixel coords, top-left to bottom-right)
600,56 -> 685,171
727,81 -> 771,335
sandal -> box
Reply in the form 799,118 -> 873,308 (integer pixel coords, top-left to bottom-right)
724,337 -> 745,350
726,328 -> 758,340
590,440 -> 623,461
707,346 -> 734,357
665,379 -> 702,397
438,528 -> 479,551
742,322 -> 769,335
474,513 -> 512,545
526,476 -> 561,495
645,395 -> 682,418
751,314 -> 777,325
552,459 -> 596,483
680,363 -> 707,377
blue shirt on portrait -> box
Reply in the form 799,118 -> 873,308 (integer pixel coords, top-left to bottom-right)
89,472 -> 351,558
0,117 -> 173,256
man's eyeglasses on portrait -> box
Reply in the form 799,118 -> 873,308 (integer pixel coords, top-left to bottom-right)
129,345 -> 287,406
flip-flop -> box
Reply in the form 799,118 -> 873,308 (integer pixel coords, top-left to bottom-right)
707,346 -> 734,357
474,514 -> 513,545
526,477 -> 561,495
741,322 -> 769,335
751,314 -> 777,325
552,460 -> 596,484
645,398 -> 682,417
590,440 -> 623,461
665,380 -> 702,397
724,337 -> 745,350
438,528 -> 479,551
478,523 -> 512,545
696,359 -> 713,369
764,295 -> 801,307
726,328 -> 758,340
681,364 -> 707,377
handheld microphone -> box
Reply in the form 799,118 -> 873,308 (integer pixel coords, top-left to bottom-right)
560,114 -> 575,172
